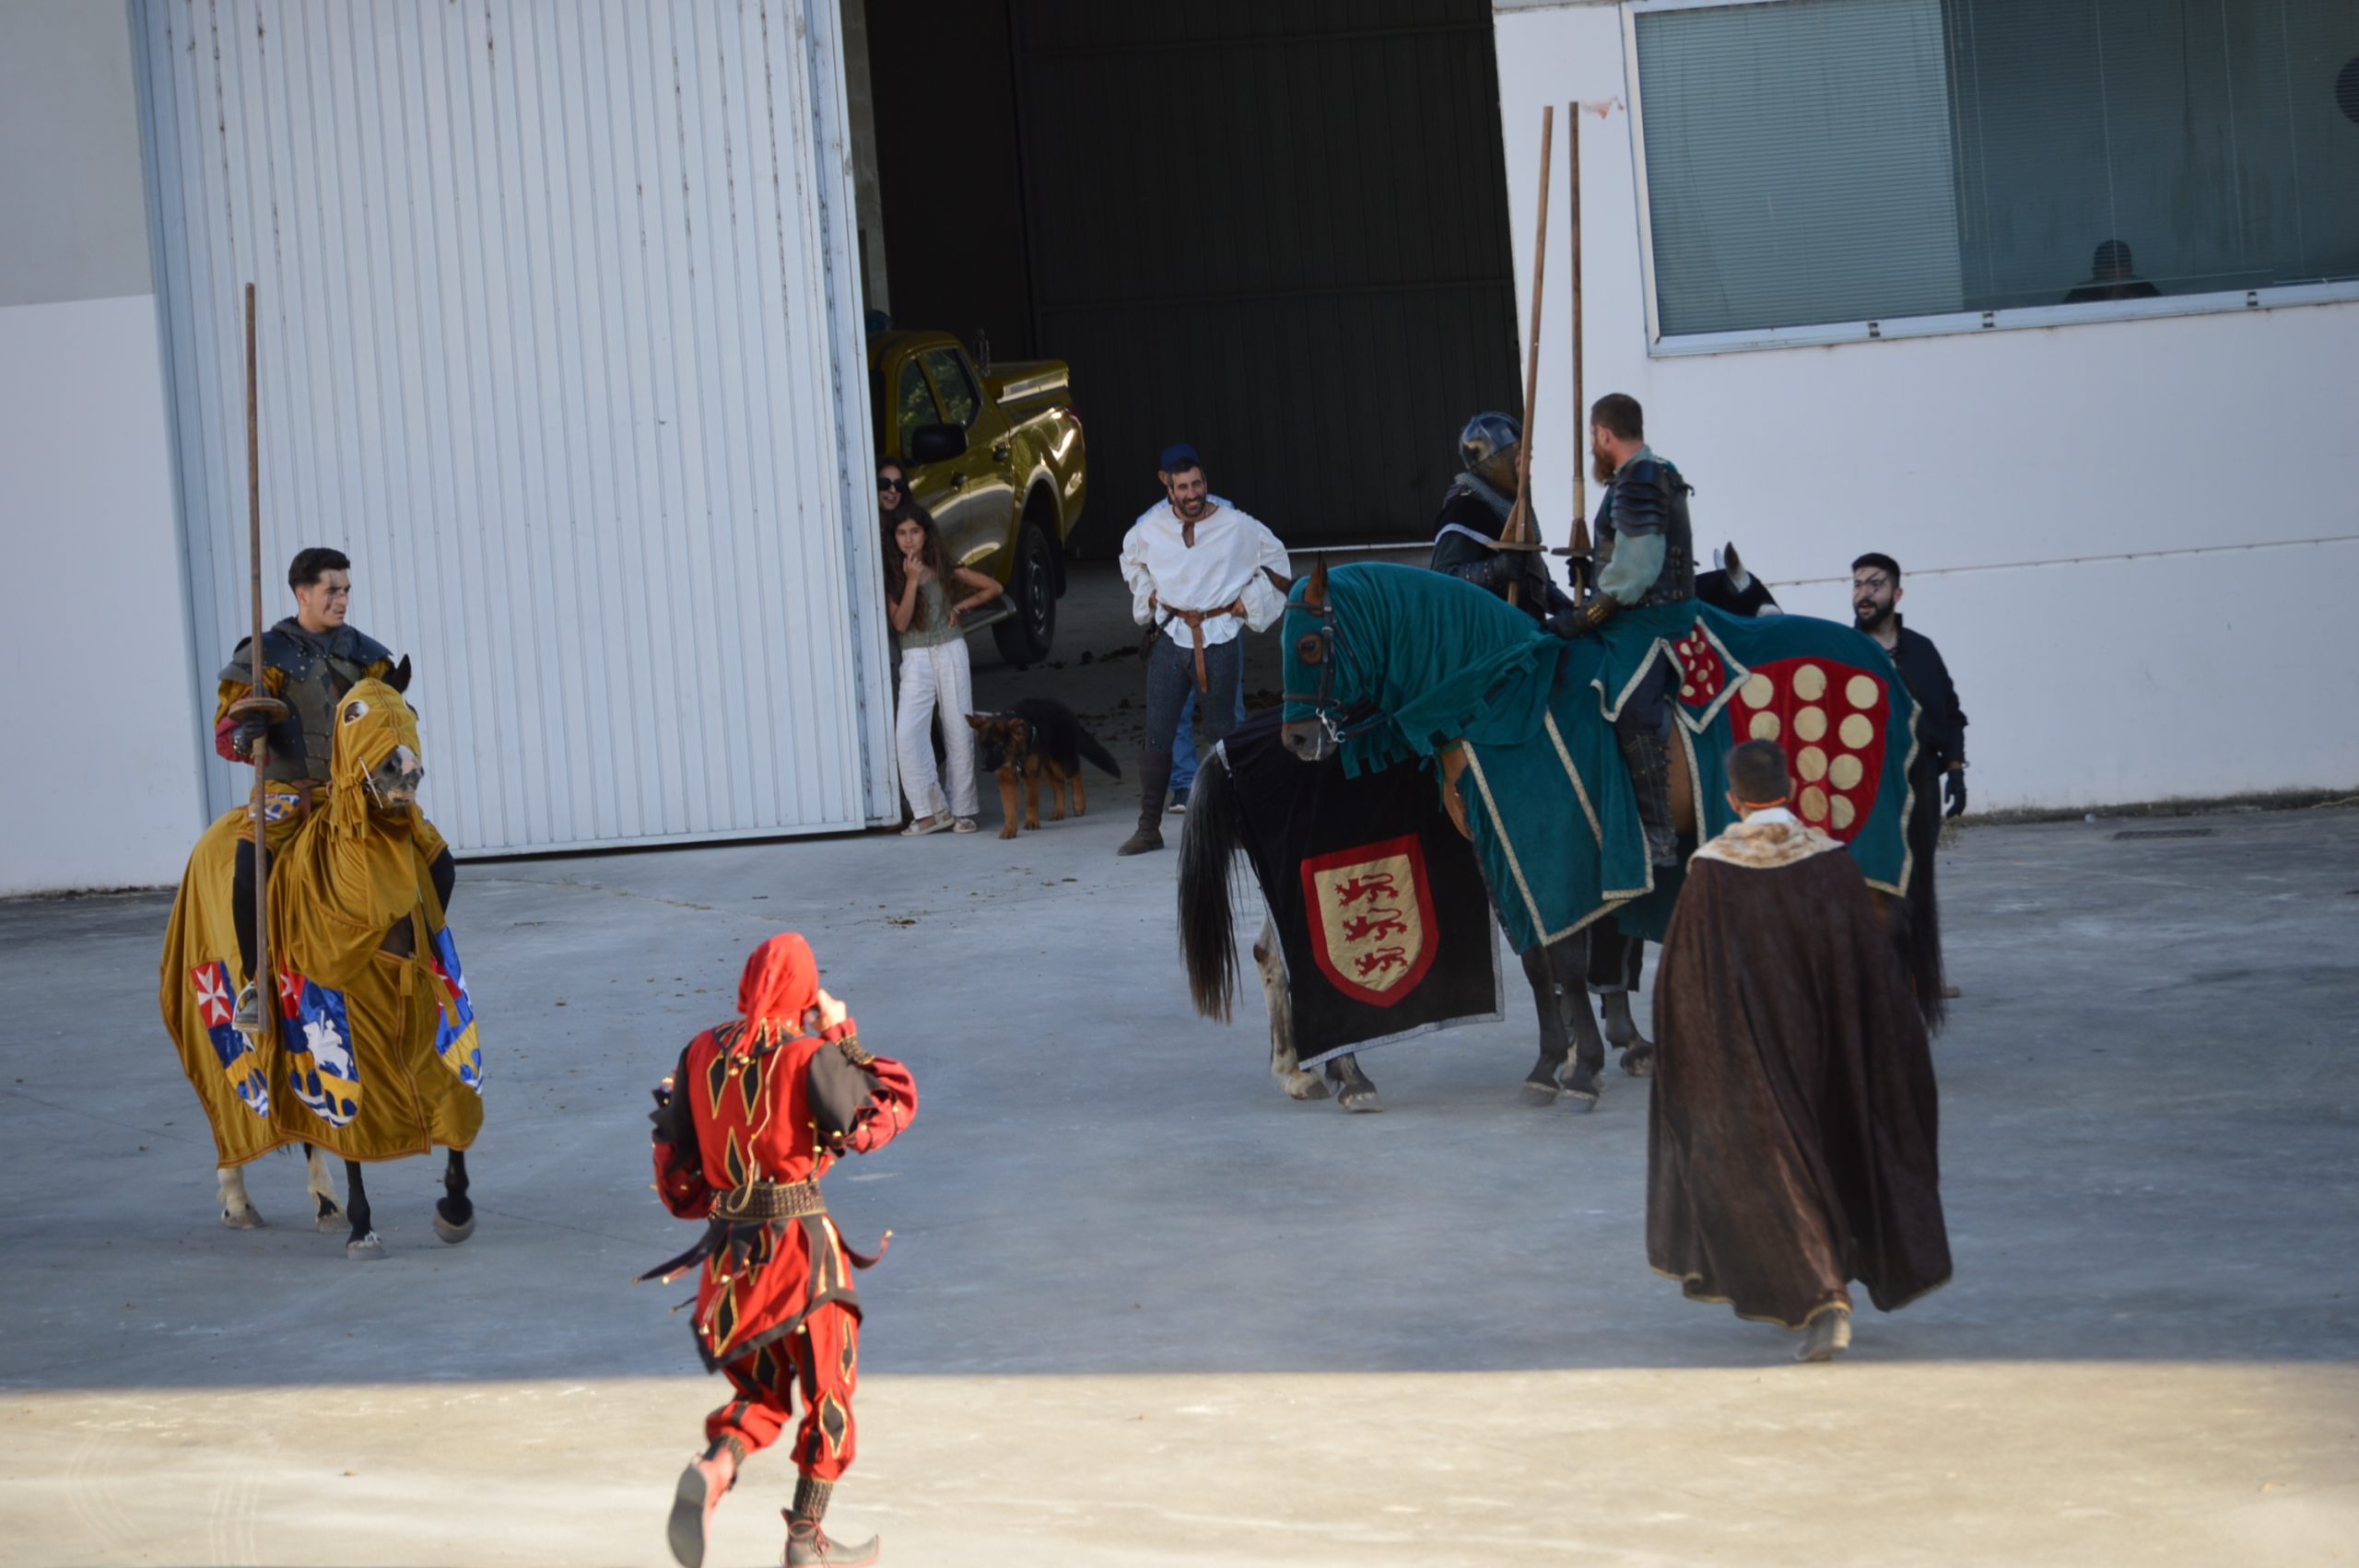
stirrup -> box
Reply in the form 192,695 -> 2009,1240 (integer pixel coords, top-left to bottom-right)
230,983 -> 266,1037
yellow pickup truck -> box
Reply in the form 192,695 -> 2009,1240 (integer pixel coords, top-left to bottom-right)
869,330 -> 1088,665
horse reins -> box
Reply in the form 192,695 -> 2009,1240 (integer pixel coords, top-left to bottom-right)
1281,598 -> 1390,744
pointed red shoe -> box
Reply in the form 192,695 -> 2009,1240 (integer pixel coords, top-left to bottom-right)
665,1437 -> 743,1568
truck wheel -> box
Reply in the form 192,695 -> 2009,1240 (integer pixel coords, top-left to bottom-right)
993,521 -> 1057,666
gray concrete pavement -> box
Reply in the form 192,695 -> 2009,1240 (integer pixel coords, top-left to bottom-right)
2,574 -> 2355,1564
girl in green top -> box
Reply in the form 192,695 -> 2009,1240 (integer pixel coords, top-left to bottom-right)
881,466 -> 1002,835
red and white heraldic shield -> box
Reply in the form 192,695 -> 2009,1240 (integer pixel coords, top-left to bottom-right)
1298,835 -> 1439,1007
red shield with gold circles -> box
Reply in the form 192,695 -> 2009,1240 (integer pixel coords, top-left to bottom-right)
1299,835 -> 1438,1007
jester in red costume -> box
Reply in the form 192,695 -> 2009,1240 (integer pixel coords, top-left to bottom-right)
645,933 -> 917,1568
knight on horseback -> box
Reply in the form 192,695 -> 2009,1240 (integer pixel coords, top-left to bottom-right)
167,544 -> 482,1258
1548,392 -> 1696,871
1428,412 -> 1566,621
215,547 -> 454,1031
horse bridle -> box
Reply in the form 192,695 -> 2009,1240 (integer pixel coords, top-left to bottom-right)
1281,600 -> 1391,744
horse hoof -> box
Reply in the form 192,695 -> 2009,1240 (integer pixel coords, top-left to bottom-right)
220,1205 -> 265,1230
1560,1087 -> 1601,1114
315,1208 -> 347,1234
1283,1071 -> 1331,1102
433,1209 -> 476,1246
1339,1090 -> 1383,1114
1620,1047 -> 1656,1078
347,1232 -> 389,1262
1515,1082 -> 1558,1107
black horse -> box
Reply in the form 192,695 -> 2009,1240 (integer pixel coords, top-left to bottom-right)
1176,548 -> 1788,1114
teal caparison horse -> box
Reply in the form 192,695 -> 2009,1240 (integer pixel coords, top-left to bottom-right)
1278,560 -> 1931,995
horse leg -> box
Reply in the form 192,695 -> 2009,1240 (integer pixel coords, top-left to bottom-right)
1256,917 -> 1326,1101
1324,1052 -> 1382,1114
1552,933 -> 1609,1112
1516,942 -> 1569,1106
217,1162 -> 264,1229
303,1143 -> 347,1231
1602,990 -> 1656,1077
1591,930 -> 1657,1077
433,1148 -> 476,1244
344,1159 -> 387,1261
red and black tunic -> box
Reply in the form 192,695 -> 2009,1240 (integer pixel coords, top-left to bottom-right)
646,1015 -> 918,1371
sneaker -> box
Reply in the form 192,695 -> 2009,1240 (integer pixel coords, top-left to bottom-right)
1167,801 -> 1188,815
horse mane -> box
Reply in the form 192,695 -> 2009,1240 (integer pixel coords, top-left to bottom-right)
1177,749 -> 1248,1022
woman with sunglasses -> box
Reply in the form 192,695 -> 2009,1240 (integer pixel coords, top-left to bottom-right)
878,464 -> 999,835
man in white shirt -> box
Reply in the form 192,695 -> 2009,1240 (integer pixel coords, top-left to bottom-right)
1114,443 -> 1291,855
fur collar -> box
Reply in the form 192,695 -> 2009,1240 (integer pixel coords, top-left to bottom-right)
1691,816 -> 1845,872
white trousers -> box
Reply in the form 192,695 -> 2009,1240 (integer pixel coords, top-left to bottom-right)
896,638 -> 978,819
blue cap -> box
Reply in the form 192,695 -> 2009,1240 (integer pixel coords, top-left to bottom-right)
1158,442 -> 1202,474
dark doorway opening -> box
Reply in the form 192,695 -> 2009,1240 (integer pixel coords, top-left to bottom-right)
863,0 -> 1521,554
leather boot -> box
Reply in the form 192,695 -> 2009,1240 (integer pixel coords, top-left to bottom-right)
1616,722 -> 1679,870
666,1433 -> 745,1568
784,1477 -> 879,1565
1116,749 -> 1171,856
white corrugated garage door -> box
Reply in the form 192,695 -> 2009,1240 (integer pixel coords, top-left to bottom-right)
135,0 -> 896,852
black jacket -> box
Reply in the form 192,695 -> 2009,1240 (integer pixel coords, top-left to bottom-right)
1890,618 -> 1966,771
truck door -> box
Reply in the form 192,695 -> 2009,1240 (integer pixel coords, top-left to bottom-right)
887,356 -> 958,533
918,347 -> 1018,579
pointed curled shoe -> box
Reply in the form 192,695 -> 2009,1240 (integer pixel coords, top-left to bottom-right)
666,1435 -> 744,1568
785,1515 -> 880,1566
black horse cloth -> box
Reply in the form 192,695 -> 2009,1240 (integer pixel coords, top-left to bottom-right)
1215,711 -> 1499,1064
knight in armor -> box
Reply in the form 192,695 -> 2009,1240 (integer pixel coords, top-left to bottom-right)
1547,392 -> 1696,869
1427,412 -> 1564,620
212,547 -> 452,1031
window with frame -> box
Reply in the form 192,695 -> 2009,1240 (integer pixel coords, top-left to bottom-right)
921,348 -> 982,429
1631,0 -> 2359,349
894,360 -> 940,452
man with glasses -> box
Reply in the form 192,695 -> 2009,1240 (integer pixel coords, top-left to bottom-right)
1852,551 -> 1968,1005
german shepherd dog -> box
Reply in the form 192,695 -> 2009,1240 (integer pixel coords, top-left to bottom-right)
967,698 -> 1122,840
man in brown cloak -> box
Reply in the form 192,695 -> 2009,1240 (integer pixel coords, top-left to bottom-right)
1648,740 -> 1953,1361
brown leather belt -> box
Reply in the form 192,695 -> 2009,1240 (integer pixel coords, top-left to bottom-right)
1159,600 -> 1247,692
711,1177 -> 827,1222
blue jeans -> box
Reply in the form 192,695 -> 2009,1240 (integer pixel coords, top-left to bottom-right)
1169,673 -> 1250,795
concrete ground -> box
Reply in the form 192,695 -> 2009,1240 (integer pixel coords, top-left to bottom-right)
3,568 -> 2355,1566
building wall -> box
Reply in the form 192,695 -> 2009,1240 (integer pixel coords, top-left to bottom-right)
0,2 -> 200,895
1493,0 -> 2358,809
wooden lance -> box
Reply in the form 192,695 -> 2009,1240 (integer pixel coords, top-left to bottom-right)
1502,104 -> 1554,609
227,284 -> 287,1037
1561,106 -> 1593,604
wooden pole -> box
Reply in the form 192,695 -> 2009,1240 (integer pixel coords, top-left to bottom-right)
241,284 -> 275,1039
1504,104 -> 1554,608
1566,107 -> 1593,603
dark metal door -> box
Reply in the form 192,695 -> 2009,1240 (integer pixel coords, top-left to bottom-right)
1008,1 -> 1522,550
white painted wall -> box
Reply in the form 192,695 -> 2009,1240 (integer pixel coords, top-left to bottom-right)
0,5 -> 200,895
1493,1 -> 2358,808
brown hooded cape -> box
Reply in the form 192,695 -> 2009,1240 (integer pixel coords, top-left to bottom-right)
1647,819 -> 1952,1328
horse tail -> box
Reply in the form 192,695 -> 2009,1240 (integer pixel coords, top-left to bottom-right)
1178,748 -> 1248,1023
